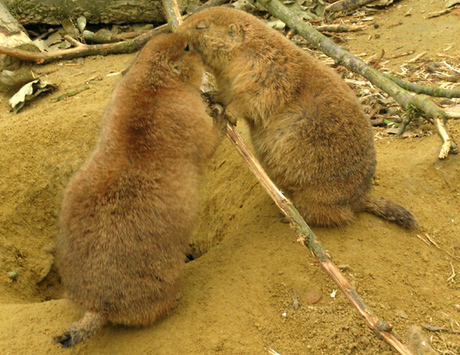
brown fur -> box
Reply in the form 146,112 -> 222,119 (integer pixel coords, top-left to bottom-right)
178,7 -> 417,228
54,33 -> 220,347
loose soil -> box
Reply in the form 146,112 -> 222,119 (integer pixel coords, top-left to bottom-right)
0,0 -> 459,354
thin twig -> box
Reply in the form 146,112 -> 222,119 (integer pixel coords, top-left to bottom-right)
52,87 -> 90,101
315,24 -> 361,33
435,115 -> 456,159
427,9 -> 452,19
445,111 -> 460,119
423,234 -> 460,262
407,51 -> 427,63
424,233 -> 441,248
422,324 -> 460,335
372,49 -> 385,68
416,234 -> 431,246
446,258 -> 456,283
63,34 -> 84,47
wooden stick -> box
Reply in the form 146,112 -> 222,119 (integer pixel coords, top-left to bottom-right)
426,9 -> 452,19
225,121 -> 415,355
445,110 -> 460,119
422,324 -> 460,334
435,115 -> 457,159
162,0 -> 183,30
62,35 -> 85,47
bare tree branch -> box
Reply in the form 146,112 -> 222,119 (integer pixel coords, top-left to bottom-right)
0,26 -> 166,64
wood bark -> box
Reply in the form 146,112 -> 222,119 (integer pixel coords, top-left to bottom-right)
0,0 -> 35,49
3,0 -> 189,25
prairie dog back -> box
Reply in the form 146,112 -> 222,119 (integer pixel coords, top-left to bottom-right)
54,33 -> 220,347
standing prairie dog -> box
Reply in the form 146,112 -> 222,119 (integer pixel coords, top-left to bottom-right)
54,33 -> 221,347
178,7 -> 417,228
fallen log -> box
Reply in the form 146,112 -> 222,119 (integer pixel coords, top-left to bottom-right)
2,0 -> 190,25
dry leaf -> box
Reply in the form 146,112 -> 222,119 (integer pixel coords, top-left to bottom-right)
9,80 -> 57,113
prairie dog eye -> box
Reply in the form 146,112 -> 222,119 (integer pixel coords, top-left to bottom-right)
196,20 -> 207,29
184,43 -> 190,52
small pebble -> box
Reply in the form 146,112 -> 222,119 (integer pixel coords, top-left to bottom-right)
360,336 -> 370,346
396,310 -> 408,319
44,242 -> 56,254
291,294 -> 300,310
405,325 -> 437,355
307,289 -> 322,304
7,269 -> 18,281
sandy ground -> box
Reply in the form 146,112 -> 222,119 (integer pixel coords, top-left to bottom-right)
0,0 -> 459,354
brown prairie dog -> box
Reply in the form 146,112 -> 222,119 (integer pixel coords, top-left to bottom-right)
178,7 -> 417,228
54,33 -> 221,347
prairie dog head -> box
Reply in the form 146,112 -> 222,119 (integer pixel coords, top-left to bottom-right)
127,33 -> 204,89
177,8 -> 250,67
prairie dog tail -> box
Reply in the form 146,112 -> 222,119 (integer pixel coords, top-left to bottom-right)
54,311 -> 107,348
357,196 -> 418,229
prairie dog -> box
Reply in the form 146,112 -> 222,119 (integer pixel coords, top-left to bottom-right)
178,7 -> 417,228
54,33 -> 220,347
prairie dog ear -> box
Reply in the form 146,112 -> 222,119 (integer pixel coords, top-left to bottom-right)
228,23 -> 238,37
196,20 -> 208,29
169,61 -> 181,74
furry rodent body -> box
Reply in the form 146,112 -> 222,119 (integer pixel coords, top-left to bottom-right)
178,7 -> 417,228
54,33 -> 220,347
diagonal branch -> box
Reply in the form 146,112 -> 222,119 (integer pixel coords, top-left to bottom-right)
224,120 -> 415,355
256,0 -> 458,159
